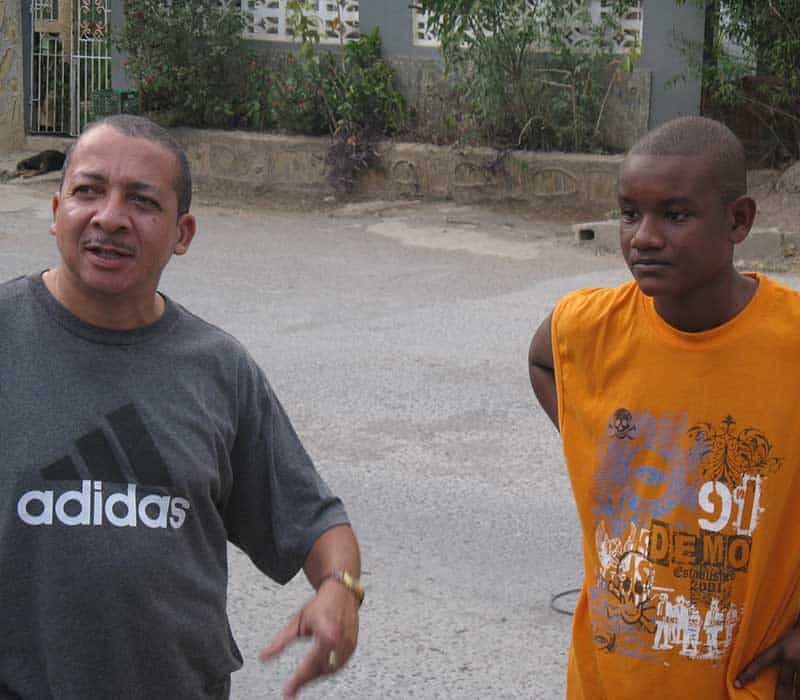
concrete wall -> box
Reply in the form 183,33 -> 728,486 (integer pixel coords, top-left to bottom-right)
0,0 -> 24,150
359,4 -> 439,60
639,0 -> 704,127
175,127 -> 622,212
4,1 -> 702,149
596,68 -> 652,151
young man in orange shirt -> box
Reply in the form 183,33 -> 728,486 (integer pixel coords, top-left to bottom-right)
529,116 -> 800,698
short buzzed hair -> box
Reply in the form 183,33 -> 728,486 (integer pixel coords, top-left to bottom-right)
61,114 -> 192,216
627,116 -> 747,203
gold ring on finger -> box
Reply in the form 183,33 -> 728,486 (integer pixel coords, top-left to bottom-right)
327,650 -> 338,671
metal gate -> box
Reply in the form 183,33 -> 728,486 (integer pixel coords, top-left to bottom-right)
30,0 -> 111,135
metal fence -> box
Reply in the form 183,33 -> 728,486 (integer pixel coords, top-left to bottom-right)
29,0 -> 111,135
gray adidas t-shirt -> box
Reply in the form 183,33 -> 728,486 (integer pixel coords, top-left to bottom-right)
0,274 -> 349,699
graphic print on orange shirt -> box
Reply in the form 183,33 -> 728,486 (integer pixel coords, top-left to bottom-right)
589,410 -> 782,661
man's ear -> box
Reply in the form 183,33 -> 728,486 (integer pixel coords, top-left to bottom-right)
50,192 -> 60,237
174,213 -> 197,256
728,195 -> 757,245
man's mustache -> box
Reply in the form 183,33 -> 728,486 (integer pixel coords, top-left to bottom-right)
82,236 -> 136,255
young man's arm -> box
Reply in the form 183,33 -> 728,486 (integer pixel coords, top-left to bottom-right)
529,311 -> 559,431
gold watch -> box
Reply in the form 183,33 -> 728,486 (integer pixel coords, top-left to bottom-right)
323,569 -> 365,607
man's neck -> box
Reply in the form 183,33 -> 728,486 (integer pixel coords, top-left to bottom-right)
653,271 -> 758,333
42,269 -> 165,330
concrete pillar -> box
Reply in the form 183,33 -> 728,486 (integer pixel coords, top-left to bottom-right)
110,0 -> 130,89
0,0 -> 25,151
639,0 -> 705,128
359,3 -> 438,59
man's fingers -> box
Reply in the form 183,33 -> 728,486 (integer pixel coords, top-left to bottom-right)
260,613 -> 302,662
735,643 -> 783,688
283,637 -> 327,699
775,663 -> 796,700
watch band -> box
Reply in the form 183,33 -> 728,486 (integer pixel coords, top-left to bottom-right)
322,569 -> 365,607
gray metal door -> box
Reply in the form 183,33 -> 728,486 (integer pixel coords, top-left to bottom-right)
29,0 -> 111,135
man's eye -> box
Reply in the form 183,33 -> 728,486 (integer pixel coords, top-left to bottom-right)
73,184 -> 98,195
620,209 -> 638,223
131,194 -> 158,207
665,210 -> 689,223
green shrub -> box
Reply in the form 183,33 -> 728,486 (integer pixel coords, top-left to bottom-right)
118,0 -> 255,128
416,0 -> 640,152
675,0 -> 800,164
119,0 -> 407,152
264,28 -> 407,141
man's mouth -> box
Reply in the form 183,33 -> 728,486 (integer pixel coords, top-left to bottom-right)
632,258 -> 670,267
84,243 -> 134,259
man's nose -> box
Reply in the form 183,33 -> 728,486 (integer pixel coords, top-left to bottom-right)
630,214 -> 664,250
91,191 -> 129,232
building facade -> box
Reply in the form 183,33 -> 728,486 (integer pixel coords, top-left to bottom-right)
3,1 -> 704,151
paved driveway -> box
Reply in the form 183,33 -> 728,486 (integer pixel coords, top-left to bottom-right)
3,184 -> 797,699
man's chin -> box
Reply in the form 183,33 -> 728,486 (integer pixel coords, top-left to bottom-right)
631,277 -> 673,298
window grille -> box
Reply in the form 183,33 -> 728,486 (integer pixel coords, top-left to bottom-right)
245,0 -> 360,44
412,1 -> 642,52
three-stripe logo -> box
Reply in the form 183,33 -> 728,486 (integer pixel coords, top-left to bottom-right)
17,404 -> 191,529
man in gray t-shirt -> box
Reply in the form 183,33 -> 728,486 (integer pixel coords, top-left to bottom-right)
0,115 -> 363,699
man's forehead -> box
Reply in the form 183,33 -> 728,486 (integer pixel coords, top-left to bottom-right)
71,126 -> 174,164
623,152 -> 711,172
620,153 -> 715,194
66,127 -> 177,181
69,169 -> 162,192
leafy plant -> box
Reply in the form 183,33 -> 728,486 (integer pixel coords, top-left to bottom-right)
263,3 -> 407,191
675,0 -> 800,164
414,0 -> 641,152
118,0 -> 264,128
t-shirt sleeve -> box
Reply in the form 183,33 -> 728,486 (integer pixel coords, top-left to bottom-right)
223,354 -> 350,584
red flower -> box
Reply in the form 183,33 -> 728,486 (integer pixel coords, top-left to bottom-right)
144,76 -> 154,85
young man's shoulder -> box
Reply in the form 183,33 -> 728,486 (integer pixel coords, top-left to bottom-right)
759,273 -> 800,301
553,281 -> 638,326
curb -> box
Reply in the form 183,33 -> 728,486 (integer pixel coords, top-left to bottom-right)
572,220 -> 800,267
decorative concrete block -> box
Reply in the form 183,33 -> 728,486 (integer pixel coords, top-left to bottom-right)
572,220 -> 619,252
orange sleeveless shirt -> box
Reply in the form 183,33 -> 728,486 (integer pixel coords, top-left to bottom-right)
552,273 -> 800,698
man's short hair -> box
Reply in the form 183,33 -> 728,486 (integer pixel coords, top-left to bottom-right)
61,115 -> 192,216
627,116 -> 747,203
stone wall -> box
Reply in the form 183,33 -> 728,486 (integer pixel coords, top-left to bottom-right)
175,127 -> 622,212
0,0 -> 24,151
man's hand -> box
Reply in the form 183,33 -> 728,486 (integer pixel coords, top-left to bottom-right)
260,579 -> 359,698
261,524 -> 361,698
735,626 -> 800,699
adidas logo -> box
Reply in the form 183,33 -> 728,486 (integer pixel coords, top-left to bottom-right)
17,404 -> 191,529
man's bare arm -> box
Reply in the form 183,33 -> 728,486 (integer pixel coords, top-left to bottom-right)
261,525 -> 361,698
529,311 -> 559,431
